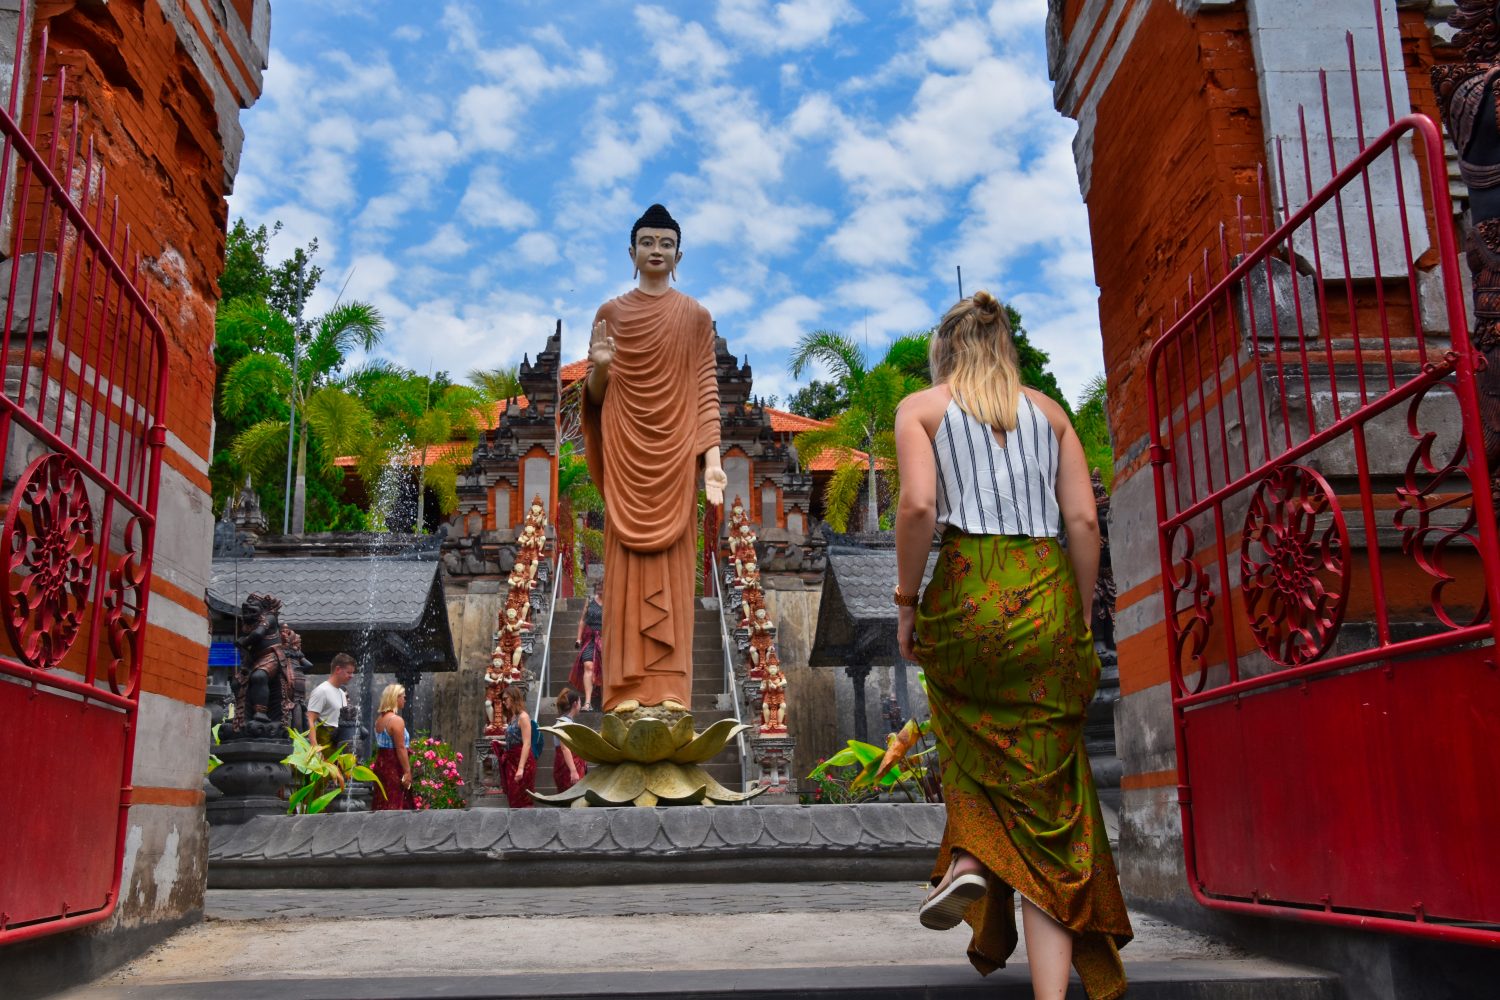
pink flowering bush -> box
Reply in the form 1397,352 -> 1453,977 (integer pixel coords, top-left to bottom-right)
409,735 -> 466,810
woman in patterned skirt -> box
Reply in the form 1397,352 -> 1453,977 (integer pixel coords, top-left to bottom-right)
570,586 -> 604,711
894,290 -> 1132,1000
370,683 -> 412,810
496,685 -> 536,808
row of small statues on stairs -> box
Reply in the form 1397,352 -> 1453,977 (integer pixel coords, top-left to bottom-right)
726,497 -> 789,736
483,495 -> 550,734
723,497 -> 797,796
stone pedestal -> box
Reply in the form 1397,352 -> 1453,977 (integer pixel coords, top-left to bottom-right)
472,734 -> 505,799
749,733 -> 796,794
206,738 -> 294,826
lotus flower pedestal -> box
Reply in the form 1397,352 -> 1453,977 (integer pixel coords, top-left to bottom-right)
534,712 -> 765,807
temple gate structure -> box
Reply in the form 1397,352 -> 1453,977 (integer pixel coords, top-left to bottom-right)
1049,1 -> 1498,993
0,0 -> 269,991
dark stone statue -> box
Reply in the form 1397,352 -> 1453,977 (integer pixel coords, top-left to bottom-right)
1434,2 -> 1500,501
279,623 -> 313,733
1091,469 -> 1117,653
230,593 -> 297,737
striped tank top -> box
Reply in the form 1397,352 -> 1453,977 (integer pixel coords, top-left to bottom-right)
933,394 -> 1061,537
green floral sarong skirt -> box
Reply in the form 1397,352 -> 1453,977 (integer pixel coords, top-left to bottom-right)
915,530 -> 1133,999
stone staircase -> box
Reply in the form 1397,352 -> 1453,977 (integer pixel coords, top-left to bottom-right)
525,597 -> 746,800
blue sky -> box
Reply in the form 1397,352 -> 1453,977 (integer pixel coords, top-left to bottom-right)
229,0 -> 1100,407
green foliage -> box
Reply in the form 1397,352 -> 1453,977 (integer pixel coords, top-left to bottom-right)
785,379 -> 845,420
1073,374 -> 1113,489
212,219 -> 387,531
206,723 -> 222,775
802,720 -> 940,804
282,727 -> 383,815
557,442 -> 603,515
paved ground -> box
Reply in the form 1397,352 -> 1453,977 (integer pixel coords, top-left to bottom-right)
54,883 -> 1338,999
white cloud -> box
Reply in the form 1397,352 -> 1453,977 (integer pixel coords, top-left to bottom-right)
715,0 -> 857,52
393,24 -> 422,42
921,18 -> 993,70
635,6 -> 735,82
739,294 -> 823,352
515,231 -> 561,266
831,58 -> 1049,194
833,273 -> 935,340
700,286 -> 754,318
409,223 -> 473,261
573,103 -> 677,189
987,0 -> 1047,40
453,85 -> 526,153
459,166 -> 538,230
825,196 -> 944,267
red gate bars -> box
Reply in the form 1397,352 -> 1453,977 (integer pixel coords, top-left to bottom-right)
0,0 -> 168,945
1146,14 -> 1500,945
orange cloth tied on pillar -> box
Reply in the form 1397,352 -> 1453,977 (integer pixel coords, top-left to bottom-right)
582,288 -> 720,710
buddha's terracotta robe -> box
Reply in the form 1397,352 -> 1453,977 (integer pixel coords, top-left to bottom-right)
582,288 -> 719,710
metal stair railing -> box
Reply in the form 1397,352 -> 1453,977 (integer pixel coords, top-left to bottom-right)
710,552 -> 751,791
531,553 -> 564,723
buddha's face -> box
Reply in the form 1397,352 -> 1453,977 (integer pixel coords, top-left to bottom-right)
631,226 -> 680,276
506,609 -> 517,624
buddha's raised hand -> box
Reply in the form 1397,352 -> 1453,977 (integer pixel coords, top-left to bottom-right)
589,319 -> 616,368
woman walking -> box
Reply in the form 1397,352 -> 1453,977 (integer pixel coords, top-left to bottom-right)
497,685 -> 537,809
570,586 -> 604,711
553,687 -> 588,794
370,684 -> 412,811
894,291 -> 1131,999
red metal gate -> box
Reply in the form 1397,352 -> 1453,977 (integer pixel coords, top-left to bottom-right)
0,5 -> 167,944
1147,29 -> 1500,946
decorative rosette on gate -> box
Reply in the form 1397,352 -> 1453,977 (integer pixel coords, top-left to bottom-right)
533,714 -> 764,807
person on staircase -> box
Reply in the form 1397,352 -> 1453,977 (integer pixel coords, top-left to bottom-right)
894,290 -> 1133,1000
370,684 -> 413,811
496,685 -> 537,809
570,586 -> 605,712
553,687 -> 587,794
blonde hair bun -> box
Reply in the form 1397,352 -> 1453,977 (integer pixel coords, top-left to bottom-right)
971,289 -> 1001,319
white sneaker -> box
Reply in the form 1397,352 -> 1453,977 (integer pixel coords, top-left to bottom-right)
918,871 -> 988,930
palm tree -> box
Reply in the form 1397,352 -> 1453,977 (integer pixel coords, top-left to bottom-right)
468,365 -> 523,404
1074,374 -> 1112,488
218,298 -> 385,533
555,441 -> 603,596
788,331 -> 928,532
408,382 -> 490,530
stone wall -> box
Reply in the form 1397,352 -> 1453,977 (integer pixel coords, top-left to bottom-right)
431,584 -> 505,759
0,2 -> 268,994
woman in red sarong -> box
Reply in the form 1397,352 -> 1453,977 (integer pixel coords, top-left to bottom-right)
552,687 -> 587,794
495,685 -> 536,808
371,684 -> 413,810
569,587 -> 604,711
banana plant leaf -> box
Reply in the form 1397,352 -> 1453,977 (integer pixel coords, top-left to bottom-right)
288,780 -> 319,812
351,765 -> 384,795
306,788 -> 343,814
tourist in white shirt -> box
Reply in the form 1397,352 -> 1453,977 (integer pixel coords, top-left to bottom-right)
306,652 -> 357,749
